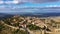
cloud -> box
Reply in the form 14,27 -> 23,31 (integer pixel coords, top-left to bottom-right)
0,4 -> 60,14
0,0 -> 19,4
45,5 -> 60,7
0,0 -> 59,4
16,0 -> 59,3
0,1 -> 4,4
5,1 -> 19,4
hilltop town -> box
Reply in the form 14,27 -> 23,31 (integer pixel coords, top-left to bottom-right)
0,15 -> 60,34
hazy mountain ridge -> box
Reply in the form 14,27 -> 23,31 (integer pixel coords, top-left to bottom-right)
0,13 -> 13,19
0,12 -> 60,19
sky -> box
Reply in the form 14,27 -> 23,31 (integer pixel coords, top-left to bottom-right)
0,0 -> 60,6
0,0 -> 60,13
0,0 -> 60,7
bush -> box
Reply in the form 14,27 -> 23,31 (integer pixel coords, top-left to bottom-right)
27,24 -> 41,30
0,24 -> 5,32
13,29 -> 27,34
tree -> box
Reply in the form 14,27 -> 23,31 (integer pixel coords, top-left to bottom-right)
27,24 -> 41,30
0,24 -> 5,32
12,29 -> 27,34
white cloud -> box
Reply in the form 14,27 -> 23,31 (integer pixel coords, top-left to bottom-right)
0,0 -> 19,4
13,1 -> 19,4
0,0 -> 59,4
45,5 -> 60,7
0,1 -> 4,4
15,0 -> 59,3
5,1 -> 19,4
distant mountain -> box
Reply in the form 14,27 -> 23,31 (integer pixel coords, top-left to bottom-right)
0,12 -> 60,19
0,13 -> 13,19
33,13 -> 60,17
19,13 -> 60,17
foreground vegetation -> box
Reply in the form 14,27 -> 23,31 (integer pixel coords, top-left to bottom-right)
0,15 -> 60,34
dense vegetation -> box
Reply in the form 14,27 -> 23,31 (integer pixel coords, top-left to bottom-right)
27,24 -> 41,30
